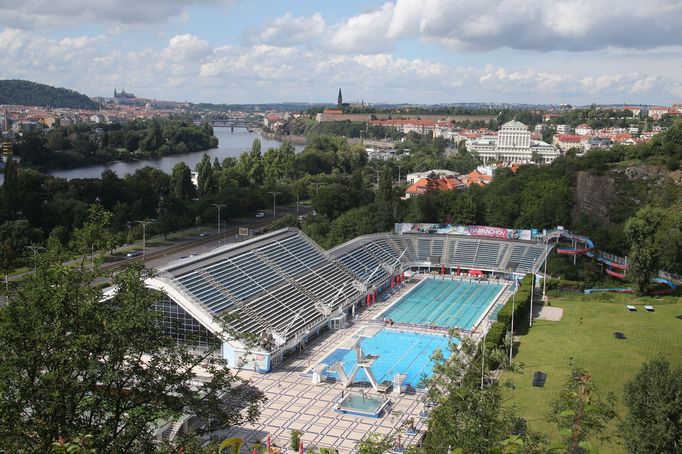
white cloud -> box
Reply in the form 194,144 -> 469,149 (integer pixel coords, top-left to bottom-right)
325,0 -> 682,53
248,13 -> 326,47
1,26 -> 680,104
0,0 -> 234,29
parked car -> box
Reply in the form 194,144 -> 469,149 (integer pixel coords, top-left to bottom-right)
126,250 -> 143,258
199,232 -> 210,237
255,212 -> 265,218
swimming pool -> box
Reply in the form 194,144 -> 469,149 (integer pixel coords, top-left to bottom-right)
321,329 -> 452,388
381,279 -> 504,330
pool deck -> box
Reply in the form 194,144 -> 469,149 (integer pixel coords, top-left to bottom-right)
218,276 -> 513,453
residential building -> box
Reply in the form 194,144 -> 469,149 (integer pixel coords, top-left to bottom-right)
553,134 -> 585,152
575,124 -> 593,136
556,124 -> 570,134
403,175 -> 465,199
406,169 -> 458,184
648,106 -> 671,120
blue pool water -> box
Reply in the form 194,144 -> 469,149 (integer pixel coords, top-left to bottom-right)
322,329 -> 452,388
381,279 -> 504,330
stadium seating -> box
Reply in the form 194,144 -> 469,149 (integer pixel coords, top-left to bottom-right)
161,228 -> 550,350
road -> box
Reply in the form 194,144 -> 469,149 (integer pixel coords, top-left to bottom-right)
4,205 -> 313,285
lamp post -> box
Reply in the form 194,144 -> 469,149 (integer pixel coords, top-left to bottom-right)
268,191 -> 280,220
509,276 -> 517,364
24,245 -> 46,273
211,203 -> 226,244
134,219 -> 155,262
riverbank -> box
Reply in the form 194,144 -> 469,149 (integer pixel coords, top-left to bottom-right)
259,129 -> 307,145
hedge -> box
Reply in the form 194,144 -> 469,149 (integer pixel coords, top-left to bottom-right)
485,276 -> 533,351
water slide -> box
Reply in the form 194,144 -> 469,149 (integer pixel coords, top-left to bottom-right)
546,230 -> 677,295
547,230 -> 627,278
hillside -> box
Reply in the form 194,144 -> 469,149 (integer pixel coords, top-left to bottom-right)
0,79 -> 98,110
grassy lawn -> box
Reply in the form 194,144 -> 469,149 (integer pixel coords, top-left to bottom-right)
501,292 -> 682,453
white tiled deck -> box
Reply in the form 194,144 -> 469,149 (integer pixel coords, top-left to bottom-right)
219,284 -> 427,453
219,276 -> 512,453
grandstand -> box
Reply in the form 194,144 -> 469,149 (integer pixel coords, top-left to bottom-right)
146,228 -> 550,372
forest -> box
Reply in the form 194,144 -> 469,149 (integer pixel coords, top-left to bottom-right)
0,79 -> 99,110
11,119 -> 218,169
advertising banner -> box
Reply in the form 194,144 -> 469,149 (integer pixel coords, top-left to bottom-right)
395,223 -> 536,241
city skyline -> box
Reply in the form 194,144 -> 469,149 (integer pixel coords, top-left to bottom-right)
1,0 -> 681,105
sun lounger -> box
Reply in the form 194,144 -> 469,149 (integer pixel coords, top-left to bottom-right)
626,305 -> 637,312
644,305 -> 655,312
532,371 -> 547,387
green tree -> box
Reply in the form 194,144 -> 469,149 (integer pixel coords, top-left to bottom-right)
170,162 -> 195,201
196,153 -> 216,197
625,206 -> 664,295
424,336 -> 545,453
71,203 -> 117,267
547,368 -> 616,453
0,259 -> 265,452
620,358 -> 682,454
1,157 -> 18,217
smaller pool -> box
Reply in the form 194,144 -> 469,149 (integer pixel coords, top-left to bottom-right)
335,392 -> 390,418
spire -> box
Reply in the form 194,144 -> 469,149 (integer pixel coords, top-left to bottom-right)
337,88 -> 343,106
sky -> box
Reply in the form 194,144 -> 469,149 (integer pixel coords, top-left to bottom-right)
1,0 -> 681,105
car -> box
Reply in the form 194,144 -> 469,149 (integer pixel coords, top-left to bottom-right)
255,212 -> 265,218
179,255 -> 188,259
199,232 -> 210,237
126,250 -> 143,258
190,252 -> 197,257
298,215 -> 304,221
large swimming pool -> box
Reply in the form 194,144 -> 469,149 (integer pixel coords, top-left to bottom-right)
321,329 -> 452,388
381,279 -> 504,330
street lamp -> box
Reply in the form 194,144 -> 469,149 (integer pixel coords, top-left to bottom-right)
134,219 -> 155,262
268,191 -> 280,220
24,245 -> 46,273
211,203 -> 226,243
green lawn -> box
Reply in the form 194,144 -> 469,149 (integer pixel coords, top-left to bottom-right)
501,292 -> 682,453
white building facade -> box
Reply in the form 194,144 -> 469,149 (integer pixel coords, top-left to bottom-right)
467,120 -> 561,164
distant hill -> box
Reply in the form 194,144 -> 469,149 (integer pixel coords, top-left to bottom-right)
0,79 -> 98,110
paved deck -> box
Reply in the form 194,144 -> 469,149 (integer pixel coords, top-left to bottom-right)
219,276 -> 513,453
219,284 -> 426,453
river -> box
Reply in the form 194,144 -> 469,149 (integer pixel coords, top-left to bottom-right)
0,127 -> 300,184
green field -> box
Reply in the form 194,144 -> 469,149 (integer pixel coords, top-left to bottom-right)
501,292 -> 682,452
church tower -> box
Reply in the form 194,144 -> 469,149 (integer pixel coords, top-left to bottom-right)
337,88 -> 343,106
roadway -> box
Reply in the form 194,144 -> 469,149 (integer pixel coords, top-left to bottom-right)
3,204 -> 313,286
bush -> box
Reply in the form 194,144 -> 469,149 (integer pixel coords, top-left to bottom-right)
486,277 -> 532,349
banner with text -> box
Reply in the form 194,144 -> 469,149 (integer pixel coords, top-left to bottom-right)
395,223 -> 538,241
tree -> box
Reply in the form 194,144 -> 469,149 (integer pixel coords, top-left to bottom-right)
547,368 -> 616,453
0,258 -> 265,452
424,336 -> 545,453
71,203 -> 117,267
170,161 -> 195,201
196,153 -> 216,197
1,157 -> 18,217
621,358 -> 682,454
625,206 -> 664,295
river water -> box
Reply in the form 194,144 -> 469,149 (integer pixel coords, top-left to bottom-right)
0,127 -> 298,184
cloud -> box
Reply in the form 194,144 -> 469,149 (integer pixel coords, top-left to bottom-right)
1,27 -> 680,104
325,0 -> 682,53
247,13 -> 326,47
0,0 -> 234,29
